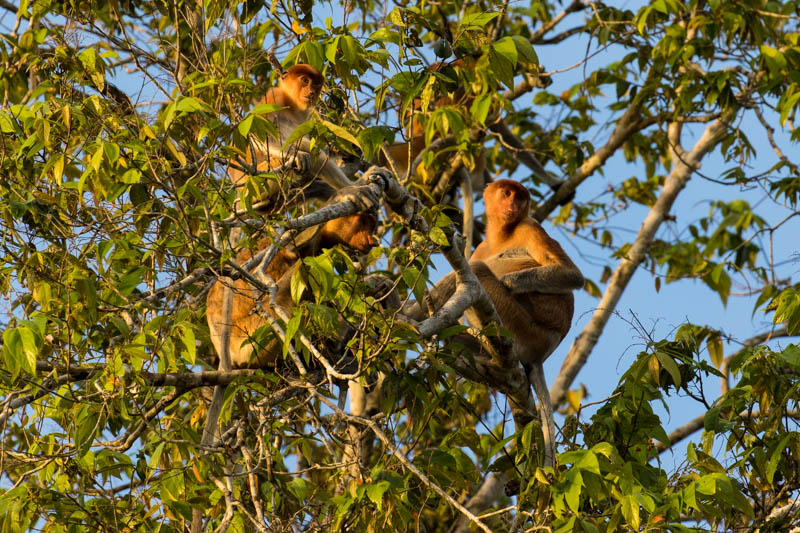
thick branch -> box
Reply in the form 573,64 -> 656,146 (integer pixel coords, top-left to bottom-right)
531,0 -> 587,43
533,107 -> 655,222
656,409 -> 800,453
0,0 -> 18,12
550,114 -> 733,407
33,361 -> 263,387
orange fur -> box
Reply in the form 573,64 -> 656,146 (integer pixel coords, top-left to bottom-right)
472,179 -> 582,364
402,179 -> 578,469
206,211 -> 378,368
406,179 -> 582,365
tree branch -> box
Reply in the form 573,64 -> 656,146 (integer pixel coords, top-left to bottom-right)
533,108 -> 657,222
656,409 -> 800,453
550,113 -> 733,406
488,119 -> 562,187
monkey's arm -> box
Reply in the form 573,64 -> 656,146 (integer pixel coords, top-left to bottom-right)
499,223 -> 584,294
500,265 -> 584,294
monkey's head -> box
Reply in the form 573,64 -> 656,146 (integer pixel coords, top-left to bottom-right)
485,179 -> 531,226
320,211 -> 379,253
280,64 -> 324,111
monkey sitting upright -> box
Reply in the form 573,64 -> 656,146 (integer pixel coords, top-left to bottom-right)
406,179 -> 583,366
230,63 -> 387,208
404,179 -> 583,466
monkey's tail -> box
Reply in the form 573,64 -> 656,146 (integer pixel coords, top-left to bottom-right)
192,280 -> 235,532
528,364 -> 556,469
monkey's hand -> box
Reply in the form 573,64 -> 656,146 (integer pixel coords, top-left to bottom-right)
288,150 -> 313,175
501,266 -> 583,294
332,166 -> 393,210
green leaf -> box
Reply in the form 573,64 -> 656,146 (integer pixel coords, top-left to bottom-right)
75,405 -> 97,456
774,288 -> 800,334
118,267 -> 146,296
162,100 -> 177,130
320,119 -> 362,149
401,266 -> 426,305
470,93 -> 492,125
565,469 -> 583,512
368,28 -> 402,46
291,267 -> 307,304
302,41 -> 324,70
654,351 -> 681,387
175,96 -> 206,113
0,111 -> 21,134
761,45 -> 788,74
590,442 -> 615,458
574,450 -> 600,475
779,91 -> 800,127
366,481 -> 390,510
458,12 -> 500,29
160,471 -> 185,504
282,121 -> 315,148
707,335 -> 723,368
250,103 -> 284,115
429,227 -> 450,246
488,47 -> 515,89
493,37 -> 518,68
488,433 -> 515,458
703,405 -> 720,432
177,322 -> 197,365
17,325 -> 38,375
326,36 -> 340,64
766,433 -> 791,485
511,35 -> 538,65
357,126 -> 395,161
238,114 -> 254,137
339,35 -> 360,66
619,493 -> 640,530
283,313 -> 301,358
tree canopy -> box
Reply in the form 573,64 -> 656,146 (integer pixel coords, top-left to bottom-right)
1,0 -> 799,531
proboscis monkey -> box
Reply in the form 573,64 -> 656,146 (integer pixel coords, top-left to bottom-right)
380,59 -> 487,189
205,209 -> 379,368
193,204 -> 382,533
404,179 -> 583,467
230,63 -> 384,208
378,59 -> 488,257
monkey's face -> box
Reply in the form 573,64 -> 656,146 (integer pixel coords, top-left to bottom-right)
486,180 -> 531,225
281,64 -> 325,111
284,73 -> 322,110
